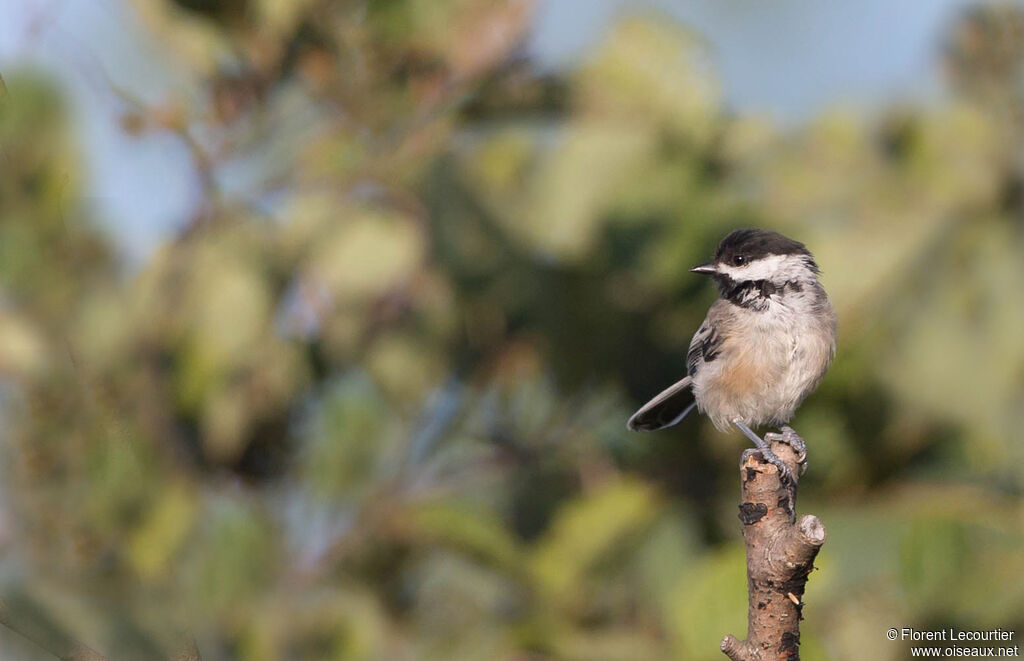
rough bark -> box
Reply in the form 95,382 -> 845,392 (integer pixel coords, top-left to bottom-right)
720,441 -> 826,661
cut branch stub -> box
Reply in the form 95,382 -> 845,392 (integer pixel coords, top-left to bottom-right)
721,441 -> 826,661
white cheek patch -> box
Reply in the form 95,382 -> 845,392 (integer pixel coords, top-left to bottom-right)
718,254 -> 809,282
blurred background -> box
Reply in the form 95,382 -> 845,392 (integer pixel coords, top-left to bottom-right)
1,1 -> 1023,660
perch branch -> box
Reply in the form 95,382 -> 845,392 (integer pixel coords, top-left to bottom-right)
721,441 -> 826,661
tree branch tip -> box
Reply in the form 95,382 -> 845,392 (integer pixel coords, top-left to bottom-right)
798,514 -> 826,545
720,634 -> 751,661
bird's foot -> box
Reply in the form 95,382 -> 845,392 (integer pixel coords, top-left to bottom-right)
734,420 -> 795,484
764,425 -> 807,475
739,448 -> 793,482
759,445 -> 794,483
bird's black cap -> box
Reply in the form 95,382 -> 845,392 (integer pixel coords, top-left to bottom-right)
714,228 -> 814,265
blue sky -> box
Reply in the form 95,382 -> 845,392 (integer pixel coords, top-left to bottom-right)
0,0 -> 1004,260
531,0 -> 981,118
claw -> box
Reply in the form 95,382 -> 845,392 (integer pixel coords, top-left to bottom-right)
762,448 -> 794,483
739,446 -> 793,482
740,448 -> 762,465
764,425 -> 808,475
733,421 -> 794,485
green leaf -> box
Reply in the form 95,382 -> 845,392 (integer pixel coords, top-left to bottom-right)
530,479 -> 655,605
129,481 -> 198,581
665,544 -> 747,661
410,500 -> 522,571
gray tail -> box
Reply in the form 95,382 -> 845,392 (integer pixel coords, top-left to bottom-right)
627,376 -> 696,431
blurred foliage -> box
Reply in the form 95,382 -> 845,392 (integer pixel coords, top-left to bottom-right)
2,2 -> 1024,660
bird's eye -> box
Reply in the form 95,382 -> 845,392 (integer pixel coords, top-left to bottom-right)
732,255 -> 746,266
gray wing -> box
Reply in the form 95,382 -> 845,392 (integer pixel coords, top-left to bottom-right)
686,302 -> 726,379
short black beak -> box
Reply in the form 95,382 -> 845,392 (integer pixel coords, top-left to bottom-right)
690,263 -> 717,275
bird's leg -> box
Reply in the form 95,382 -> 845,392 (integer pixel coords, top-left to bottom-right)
733,420 -> 792,483
764,425 -> 807,474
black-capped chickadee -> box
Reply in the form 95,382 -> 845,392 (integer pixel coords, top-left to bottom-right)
627,229 -> 837,479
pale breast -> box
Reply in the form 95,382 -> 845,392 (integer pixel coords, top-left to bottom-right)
692,294 -> 835,430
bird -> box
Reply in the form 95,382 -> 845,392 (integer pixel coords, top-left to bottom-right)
627,228 -> 837,479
